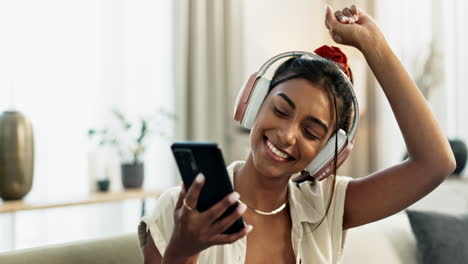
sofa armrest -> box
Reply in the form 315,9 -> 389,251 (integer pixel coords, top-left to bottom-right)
0,233 -> 143,264
342,213 -> 418,264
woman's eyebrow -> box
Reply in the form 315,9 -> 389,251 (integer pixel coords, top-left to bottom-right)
276,92 -> 329,133
276,92 -> 296,109
306,117 -> 329,134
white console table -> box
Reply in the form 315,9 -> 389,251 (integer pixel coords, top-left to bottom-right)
0,189 -> 161,253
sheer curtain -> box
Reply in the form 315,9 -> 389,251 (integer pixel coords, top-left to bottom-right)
174,0 -> 243,162
0,0 -> 176,252
440,0 -> 468,147
374,0 -> 467,176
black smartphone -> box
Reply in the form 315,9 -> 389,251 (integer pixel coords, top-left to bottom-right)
171,142 -> 245,234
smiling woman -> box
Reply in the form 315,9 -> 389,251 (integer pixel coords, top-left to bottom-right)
139,4 -> 455,264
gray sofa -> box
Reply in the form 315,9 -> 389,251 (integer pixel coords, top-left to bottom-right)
0,214 -> 415,264
0,234 -> 143,264
0,214 -> 420,264
0,214 -> 418,264
2,179 -> 465,264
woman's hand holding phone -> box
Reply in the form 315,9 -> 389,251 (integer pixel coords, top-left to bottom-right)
163,174 -> 253,264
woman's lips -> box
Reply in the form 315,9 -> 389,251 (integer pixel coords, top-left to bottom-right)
263,136 -> 294,162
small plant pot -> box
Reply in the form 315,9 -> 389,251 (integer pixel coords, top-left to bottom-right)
97,178 -> 110,192
121,162 -> 144,189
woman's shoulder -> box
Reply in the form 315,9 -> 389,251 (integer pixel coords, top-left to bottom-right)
138,186 -> 181,254
159,185 -> 182,199
157,185 -> 181,208
325,175 -> 353,193
286,175 -> 353,236
288,175 -> 352,216
289,175 -> 352,196
145,185 -> 181,219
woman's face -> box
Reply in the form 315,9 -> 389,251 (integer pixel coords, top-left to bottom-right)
250,77 -> 337,179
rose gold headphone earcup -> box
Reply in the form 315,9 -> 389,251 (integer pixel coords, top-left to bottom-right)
241,77 -> 271,129
306,129 -> 348,180
234,72 -> 259,124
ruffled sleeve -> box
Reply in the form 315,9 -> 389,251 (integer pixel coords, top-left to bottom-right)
326,176 -> 352,259
289,175 -> 352,262
138,186 -> 181,256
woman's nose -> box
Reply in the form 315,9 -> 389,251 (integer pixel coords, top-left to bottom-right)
277,124 -> 297,147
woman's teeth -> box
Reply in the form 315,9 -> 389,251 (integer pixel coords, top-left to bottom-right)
266,140 -> 290,159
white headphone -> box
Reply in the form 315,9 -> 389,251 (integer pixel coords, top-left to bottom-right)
233,51 -> 359,181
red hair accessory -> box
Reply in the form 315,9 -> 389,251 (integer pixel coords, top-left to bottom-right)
314,45 -> 351,79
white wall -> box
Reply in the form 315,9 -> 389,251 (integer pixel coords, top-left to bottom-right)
242,0 -> 327,79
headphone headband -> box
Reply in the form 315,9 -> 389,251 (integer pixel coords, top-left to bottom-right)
257,51 -> 324,76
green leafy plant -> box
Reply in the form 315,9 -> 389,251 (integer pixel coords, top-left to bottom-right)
88,109 -> 175,164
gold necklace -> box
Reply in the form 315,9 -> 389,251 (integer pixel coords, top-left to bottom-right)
238,198 -> 287,216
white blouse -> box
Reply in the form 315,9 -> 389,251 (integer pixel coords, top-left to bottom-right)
138,161 -> 351,263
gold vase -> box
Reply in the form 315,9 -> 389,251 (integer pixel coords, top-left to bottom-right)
0,111 -> 34,200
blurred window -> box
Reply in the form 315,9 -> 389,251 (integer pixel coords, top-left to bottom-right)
0,0 -> 175,252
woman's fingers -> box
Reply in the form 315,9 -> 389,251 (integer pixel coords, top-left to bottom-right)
324,5 -> 338,30
202,192 -> 240,222
211,225 -> 253,245
334,10 -> 348,23
327,5 -> 360,26
342,8 -> 352,17
210,203 -> 247,235
175,182 -> 186,210
350,5 -> 360,17
183,173 -> 205,211
342,8 -> 356,23
336,8 -> 357,24
325,4 -> 371,46
325,6 -> 345,43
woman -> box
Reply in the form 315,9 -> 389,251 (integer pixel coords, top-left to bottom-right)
139,5 -> 456,264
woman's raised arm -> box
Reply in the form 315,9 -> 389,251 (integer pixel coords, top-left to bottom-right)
324,5 -> 456,229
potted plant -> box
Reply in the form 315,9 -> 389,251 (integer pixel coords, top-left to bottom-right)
88,110 -> 156,189
114,110 -> 150,189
